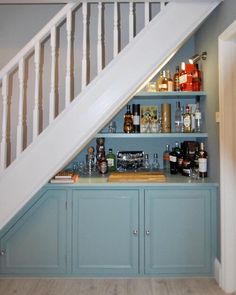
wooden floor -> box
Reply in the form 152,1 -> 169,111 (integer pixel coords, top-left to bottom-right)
0,278 -> 234,295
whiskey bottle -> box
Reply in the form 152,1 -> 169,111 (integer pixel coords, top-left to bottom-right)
198,142 -> 208,178
98,151 -> 108,175
159,70 -> 168,92
123,105 -> 134,133
167,70 -> 173,92
192,64 -> 202,91
132,104 -> 140,133
106,148 -> 116,172
173,66 -> 180,91
156,71 -> 163,91
183,105 -> 191,133
179,62 -> 187,91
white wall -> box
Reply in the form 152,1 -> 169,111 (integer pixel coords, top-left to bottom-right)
195,0 -> 236,261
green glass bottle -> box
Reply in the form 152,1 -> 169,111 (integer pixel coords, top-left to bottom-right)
106,148 -> 116,172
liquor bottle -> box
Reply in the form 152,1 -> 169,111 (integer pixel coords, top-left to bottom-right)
159,70 -> 168,92
191,106 -> 196,133
195,102 -> 202,132
123,105 -> 134,133
98,151 -> 108,175
156,71 -> 163,91
169,147 -> 178,174
132,104 -> 140,133
143,154 -> 151,170
192,64 -> 202,91
163,144 -> 170,171
182,148 -> 192,177
198,142 -> 208,178
152,153 -> 160,170
167,70 -> 173,91
106,148 -> 116,172
174,141 -> 183,173
179,62 -> 193,91
173,66 -> 180,91
183,105 -> 191,133
174,101 -> 182,133
86,146 -> 95,175
179,62 -> 187,91
181,106 -> 184,133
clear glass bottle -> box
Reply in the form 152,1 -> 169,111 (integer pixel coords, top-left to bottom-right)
163,144 -> 170,171
143,154 -> 151,170
106,148 -> 116,172
195,102 -> 202,132
183,105 -> 191,133
191,106 -> 196,133
123,105 -> 134,133
175,101 -> 182,133
86,146 -> 95,175
152,153 -> 160,170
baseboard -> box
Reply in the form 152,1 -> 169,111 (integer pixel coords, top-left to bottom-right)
214,258 -> 221,286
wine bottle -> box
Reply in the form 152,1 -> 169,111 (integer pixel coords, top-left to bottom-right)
198,142 -> 208,178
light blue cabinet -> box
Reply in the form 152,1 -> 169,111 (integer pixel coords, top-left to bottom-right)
0,189 -> 67,275
145,189 -> 212,275
0,184 -> 217,277
72,189 -> 139,275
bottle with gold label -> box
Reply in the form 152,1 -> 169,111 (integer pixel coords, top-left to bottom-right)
123,105 -> 134,133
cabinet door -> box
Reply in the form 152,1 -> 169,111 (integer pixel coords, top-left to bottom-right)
72,189 -> 139,275
145,189 -> 211,275
0,189 -> 67,275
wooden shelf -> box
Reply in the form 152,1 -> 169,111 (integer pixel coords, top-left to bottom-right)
95,133 -> 208,138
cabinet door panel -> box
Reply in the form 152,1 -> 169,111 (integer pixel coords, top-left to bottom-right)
0,190 -> 67,275
72,189 -> 139,275
145,189 -> 211,275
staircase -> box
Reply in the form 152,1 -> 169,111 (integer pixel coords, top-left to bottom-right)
0,0 -> 221,231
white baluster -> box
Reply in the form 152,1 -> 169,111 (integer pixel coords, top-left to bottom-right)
97,2 -> 103,74
160,1 -> 166,11
129,2 -> 134,41
65,9 -> 72,108
145,1 -> 150,26
0,75 -> 9,172
16,58 -> 25,157
82,3 -> 88,91
49,25 -> 57,124
113,2 -> 119,57
33,42 -> 41,140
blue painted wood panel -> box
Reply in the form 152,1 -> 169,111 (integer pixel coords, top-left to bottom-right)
144,189 -> 211,275
0,189 -> 67,275
72,189 -> 139,275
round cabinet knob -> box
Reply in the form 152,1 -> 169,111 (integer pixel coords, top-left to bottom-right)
146,230 -> 150,236
133,229 -> 138,236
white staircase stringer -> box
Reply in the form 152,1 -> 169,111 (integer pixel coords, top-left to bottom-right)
0,0 -> 221,231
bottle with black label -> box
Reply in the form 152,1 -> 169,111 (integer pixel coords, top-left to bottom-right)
132,104 -> 140,133
169,148 -> 178,175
